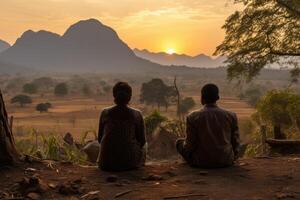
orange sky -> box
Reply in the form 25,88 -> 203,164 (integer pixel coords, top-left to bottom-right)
0,0 -> 242,56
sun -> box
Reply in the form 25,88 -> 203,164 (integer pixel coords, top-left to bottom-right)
166,48 -> 176,55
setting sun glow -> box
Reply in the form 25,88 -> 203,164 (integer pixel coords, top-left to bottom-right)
166,48 -> 176,55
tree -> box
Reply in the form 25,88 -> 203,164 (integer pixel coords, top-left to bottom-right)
178,97 -> 196,116
54,83 -> 68,96
23,83 -> 38,94
82,84 -> 92,96
254,89 -> 300,139
33,77 -> 54,91
0,91 -> 19,165
36,103 -> 51,113
10,95 -> 32,107
215,0 -> 300,81
140,79 -> 176,110
240,87 -> 263,107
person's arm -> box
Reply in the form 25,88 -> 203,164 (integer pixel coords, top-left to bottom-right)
231,113 -> 240,160
97,110 -> 106,144
184,115 -> 198,153
136,112 -> 146,148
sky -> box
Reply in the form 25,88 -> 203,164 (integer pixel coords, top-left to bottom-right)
0,0 -> 242,56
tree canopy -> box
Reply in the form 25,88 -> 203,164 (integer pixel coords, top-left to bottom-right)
54,83 -> 68,96
253,89 -> 300,138
215,0 -> 300,81
140,78 -> 176,109
11,94 -> 32,107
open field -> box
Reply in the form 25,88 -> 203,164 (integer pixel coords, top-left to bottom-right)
5,94 -> 255,140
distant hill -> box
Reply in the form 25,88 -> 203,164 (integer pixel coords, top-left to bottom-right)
0,39 -> 10,53
134,48 -> 226,68
0,19 -> 162,73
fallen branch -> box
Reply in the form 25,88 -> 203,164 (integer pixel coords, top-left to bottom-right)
114,190 -> 134,198
164,193 -> 207,199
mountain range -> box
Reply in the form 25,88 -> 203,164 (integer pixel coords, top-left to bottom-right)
134,49 -> 226,68
0,39 -> 10,53
0,19 -> 163,73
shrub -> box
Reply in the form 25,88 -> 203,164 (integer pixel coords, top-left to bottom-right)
54,83 -> 68,96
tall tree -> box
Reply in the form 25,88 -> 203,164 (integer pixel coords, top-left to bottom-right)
0,91 -> 19,165
215,0 -> 300,81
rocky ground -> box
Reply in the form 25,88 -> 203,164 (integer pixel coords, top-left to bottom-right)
0,156 -> 300,200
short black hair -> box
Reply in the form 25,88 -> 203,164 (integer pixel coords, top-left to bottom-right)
113,82 -> 132,105
201,83 -> 219,104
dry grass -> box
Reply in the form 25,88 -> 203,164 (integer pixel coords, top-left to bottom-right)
5,94 -> 255,140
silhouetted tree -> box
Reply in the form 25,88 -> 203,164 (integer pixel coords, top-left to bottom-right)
178,97 -> 196,116
23,83 -> 38,94
11,95 -> 32,107
54,83 -> 68,96
140,78 -> 176,110
215,0 -> 300,81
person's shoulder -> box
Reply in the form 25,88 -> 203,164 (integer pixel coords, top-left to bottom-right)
187,109 -> 203,120
128,106 -> 143,116
101,106 -> 114,114
217,107 -> 237,118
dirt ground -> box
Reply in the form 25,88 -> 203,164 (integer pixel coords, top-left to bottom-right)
1,156 -> 300,200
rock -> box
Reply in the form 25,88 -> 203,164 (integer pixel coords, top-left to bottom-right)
142,174 -> 163,181
58,180 -> 85,195
106,175 -> 118,183
83,141 -> 100,163
18,175 -> 48,195
64,132 -> 74,145
27,192 -> 41,200
193,179 -> 207,185
198,171 -> 208,176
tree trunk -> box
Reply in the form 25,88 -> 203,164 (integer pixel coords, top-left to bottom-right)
273,124 -> 286,140
0,91 -> 19,165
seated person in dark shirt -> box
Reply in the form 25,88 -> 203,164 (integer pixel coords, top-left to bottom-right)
176,83 -> 240,168
98,82 -> 146,171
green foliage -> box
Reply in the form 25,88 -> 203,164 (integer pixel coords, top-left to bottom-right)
54,83 -> 68,96
178,97 -> 196,115
254,89 -> 300,129
144,111 -> 167,136
15,129 -> 88,164
23,83 -> 38,94
215,0 -> 300,81
240,87 -> 263,107
11,94 -> 32,107
140,78 -> 176,109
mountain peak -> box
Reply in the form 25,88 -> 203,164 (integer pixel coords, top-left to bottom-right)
63,18 -> 111,38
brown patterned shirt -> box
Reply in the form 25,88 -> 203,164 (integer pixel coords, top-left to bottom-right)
183,104 -> 240,167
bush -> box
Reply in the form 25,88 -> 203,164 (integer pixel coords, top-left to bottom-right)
54,83 -> 68,96
23,83 -> 38,94
36,103 -> 52,113
144,111 -> 167,138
